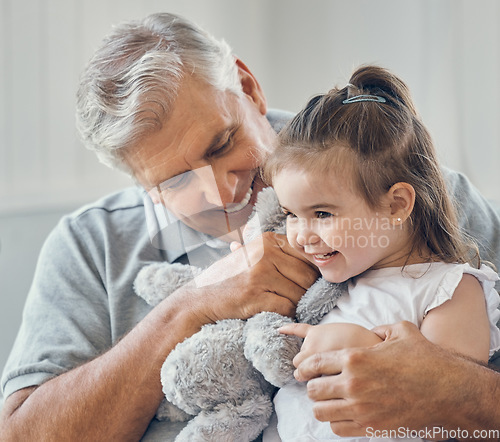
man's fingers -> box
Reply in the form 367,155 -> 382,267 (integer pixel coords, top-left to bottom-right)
260,291 -> 297,318
273,232 -> 313,264
265,275 -> 316,311
244,232 -> 319,294
329,420 -> 366,438
306,374 -> 345,401
294,350 -> 343,382
311,400 -> 366,437
312,399 -> 349,422
309,387 -> 366,438
274,252 -> 319,292
270,233 -> 320,289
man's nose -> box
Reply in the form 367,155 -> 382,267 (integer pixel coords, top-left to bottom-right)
199,166 -> 237,206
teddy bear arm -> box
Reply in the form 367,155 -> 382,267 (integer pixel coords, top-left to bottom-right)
133,262 -> 202,306
162,319 -> 273,415
243,312 -> 302,388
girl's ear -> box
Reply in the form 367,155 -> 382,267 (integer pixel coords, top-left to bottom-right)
387,182 -> 415,225
235,57 -> 267,115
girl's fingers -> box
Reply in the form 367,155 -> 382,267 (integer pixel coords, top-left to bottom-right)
229,241 -> 242,252
279,322 -> 312,338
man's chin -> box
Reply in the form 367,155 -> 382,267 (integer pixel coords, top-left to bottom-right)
179,178 -> 265,241
183,205 -> 254,242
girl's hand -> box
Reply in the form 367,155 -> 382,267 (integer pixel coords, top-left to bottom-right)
280,322 -> 383,373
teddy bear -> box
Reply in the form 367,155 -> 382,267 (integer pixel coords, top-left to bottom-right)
134,187 -> 347,441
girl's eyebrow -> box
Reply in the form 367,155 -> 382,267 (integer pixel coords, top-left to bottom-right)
279,203 -> 339,215
310,203 -> 339,210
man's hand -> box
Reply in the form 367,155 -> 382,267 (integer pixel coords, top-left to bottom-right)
179,232 -> 319,324
292,321 -> 498,438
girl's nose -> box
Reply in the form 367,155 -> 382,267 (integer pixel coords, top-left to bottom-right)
295,221 -> 321,247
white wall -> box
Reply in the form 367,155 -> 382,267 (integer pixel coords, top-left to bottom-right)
1,0 -> 499,398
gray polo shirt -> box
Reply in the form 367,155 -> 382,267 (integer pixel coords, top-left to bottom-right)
2,109 -> 500,440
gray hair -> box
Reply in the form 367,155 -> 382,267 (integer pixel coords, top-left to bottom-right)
76,13 -> 241,173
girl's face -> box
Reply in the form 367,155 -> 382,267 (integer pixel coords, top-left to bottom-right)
273,167 -> 412,283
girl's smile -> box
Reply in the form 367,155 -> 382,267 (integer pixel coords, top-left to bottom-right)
311,250 -> 340,266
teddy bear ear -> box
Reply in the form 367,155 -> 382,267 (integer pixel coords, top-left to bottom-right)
243,187 -> 286,244
133,262 -> 201,306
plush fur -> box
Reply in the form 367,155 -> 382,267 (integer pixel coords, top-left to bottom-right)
133,187 -> 347,441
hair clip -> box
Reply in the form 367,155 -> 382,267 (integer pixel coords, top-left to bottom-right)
342,94 -> 386,104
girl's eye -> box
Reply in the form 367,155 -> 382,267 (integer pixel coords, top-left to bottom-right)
315,211 -> 333,219
281,208 -> 296,218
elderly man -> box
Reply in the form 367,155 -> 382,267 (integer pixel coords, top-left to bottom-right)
1,12 -> 499,441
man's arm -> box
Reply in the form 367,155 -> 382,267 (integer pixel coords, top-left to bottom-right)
444,167 -> 500,272
0,232 -> 318,440
294,321 -> 500,439
0,294 -> 196,441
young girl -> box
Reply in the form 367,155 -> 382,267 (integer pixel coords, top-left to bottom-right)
261,65 -> 500,441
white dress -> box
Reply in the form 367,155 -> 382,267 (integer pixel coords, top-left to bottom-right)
263,262 -> 500,442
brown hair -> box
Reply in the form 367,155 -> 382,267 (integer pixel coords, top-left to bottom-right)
264,65 -> 478,266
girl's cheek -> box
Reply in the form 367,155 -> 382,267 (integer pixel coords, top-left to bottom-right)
285,230 -> 296,249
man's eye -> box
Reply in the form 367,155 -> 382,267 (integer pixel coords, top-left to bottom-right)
208,134 -> 234,158
209,143 -> 230,158
159,172 -> 191,192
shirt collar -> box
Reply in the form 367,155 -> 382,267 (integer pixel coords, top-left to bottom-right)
143,191 -> 229,263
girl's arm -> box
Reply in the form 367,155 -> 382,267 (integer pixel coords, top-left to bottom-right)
419,273 -> 490,363
411,273 -> 491,440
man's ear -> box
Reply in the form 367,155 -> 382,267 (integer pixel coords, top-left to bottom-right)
235,57 -> 267,115
387,182 -> 415,225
